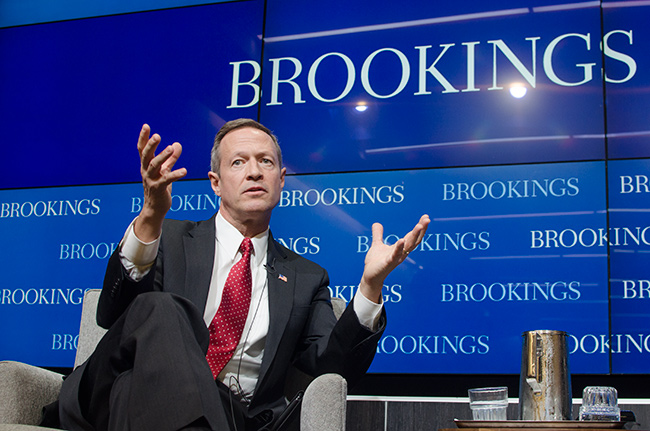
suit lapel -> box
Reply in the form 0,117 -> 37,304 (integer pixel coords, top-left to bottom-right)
181,216 -> 216,314
257,232 -> 294,385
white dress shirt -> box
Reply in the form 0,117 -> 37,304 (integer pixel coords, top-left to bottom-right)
119,212 -> 383,399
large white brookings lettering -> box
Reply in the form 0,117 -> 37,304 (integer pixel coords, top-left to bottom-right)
228,30 -> 636,108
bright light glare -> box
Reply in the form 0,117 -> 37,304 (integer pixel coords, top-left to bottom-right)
510,84 -> 527,99
355,104 -> 368,112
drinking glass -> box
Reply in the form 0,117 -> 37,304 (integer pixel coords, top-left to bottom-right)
468,387 -> 508,421
579,386 -> 620,421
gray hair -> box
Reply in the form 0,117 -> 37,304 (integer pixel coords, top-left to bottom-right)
210,118 -> 283,176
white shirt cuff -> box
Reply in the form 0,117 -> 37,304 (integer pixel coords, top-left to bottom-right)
352,291 -> 383,331
119,219 -> 159,281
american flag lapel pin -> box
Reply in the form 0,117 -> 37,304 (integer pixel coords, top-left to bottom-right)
278,274 -> 288,283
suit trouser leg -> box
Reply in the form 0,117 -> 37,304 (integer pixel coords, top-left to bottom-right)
60,292 -> 232,431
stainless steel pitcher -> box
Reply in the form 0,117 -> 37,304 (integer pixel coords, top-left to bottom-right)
518,330 -> 572,421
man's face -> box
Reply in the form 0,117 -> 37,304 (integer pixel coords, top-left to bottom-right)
209,127 -> 286,230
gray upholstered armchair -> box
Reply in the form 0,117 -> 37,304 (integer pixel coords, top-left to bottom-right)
0,290 -> 348,431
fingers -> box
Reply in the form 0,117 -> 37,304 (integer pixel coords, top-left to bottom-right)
371,222 -> 384,247
376,214 -> 429,259
138,124 -> 186,181
162,142 -> 184,173
392,238 -> 406,260
371,215 -> 430,252
137,124 -> 151,154
148,142 -> 182,177
403,214 -> 430,252
138,124 -> 158,169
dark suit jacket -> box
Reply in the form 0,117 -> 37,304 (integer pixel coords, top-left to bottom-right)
99,215 -> 386,420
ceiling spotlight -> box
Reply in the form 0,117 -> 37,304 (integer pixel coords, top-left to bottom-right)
355,103 -> 368,112
509,83 -> 527,99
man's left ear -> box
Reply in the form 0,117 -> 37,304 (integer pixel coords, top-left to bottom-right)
208,171 -> 221,196
280,167 -> 286,188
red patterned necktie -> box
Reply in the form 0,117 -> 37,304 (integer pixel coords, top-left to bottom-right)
206,237 -> 253,379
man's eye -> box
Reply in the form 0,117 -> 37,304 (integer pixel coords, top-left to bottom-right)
233,160 -> 243,166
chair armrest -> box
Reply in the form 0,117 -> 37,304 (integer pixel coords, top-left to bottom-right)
0,361 -> 64,425
301,373 -> 347,431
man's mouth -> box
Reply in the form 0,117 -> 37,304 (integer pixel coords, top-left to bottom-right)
244,186 -> 266,194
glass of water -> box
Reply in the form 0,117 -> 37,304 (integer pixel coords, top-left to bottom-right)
468,387 -> 508,421
579,386 -> 621,421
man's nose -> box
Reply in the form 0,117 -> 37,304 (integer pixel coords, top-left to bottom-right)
246,161 -> 262,179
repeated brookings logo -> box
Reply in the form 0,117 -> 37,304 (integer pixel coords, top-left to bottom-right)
441,280 -> 582,302
531,225 -> 650,249
443,177 -> 579,201
375,332 -> 650,356
1,198 -> 101,218
358,230 -> 490,253
569,333 -> 650,355
131,193 -> 219,213
130,186 -> 405,212
1,288 -> 87,305
620,174 -> 650,194
328,283 -> 403,304
621,280 -> 650,299
280,184 -> 404,207
376,333 -> 490,355
275,236 -> 321,255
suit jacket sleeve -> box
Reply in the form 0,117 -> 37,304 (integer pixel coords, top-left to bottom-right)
291,265 -> 387,387
98,218 -> 210,329
97,247 -> 160,328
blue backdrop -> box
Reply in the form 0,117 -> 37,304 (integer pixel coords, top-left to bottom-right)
1,0 -> 650,375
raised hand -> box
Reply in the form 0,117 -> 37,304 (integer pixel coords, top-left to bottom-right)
358,214 -> 430,303
134,124 -> 187,242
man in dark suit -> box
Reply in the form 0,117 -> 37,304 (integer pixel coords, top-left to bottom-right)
56,119 -> 430,431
